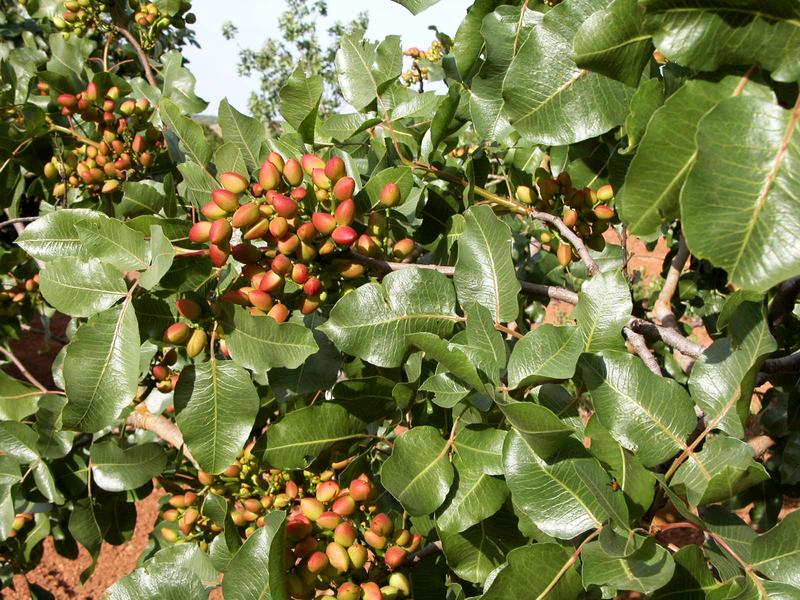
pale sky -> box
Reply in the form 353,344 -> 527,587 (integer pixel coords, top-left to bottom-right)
182,0 -> 473,115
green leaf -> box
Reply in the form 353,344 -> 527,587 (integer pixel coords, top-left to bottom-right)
621,78 -> 665,154
440,510 -> 527,586
502,0 -> 634,144
420,372 -> 470,408
63,301 -> 139,432
582,531 -> 675,594
503,431 -> 610,539
751,510 -> 800,587
336,32 -> 403,110
264,403 -> 366,469
16,208 -> 103,261
573,0 -> 652,87
159,51 -> 207,114
618,76 -> 771,236
75,216 -> 149,272
221,511 -> 288,600
138,226 -> 175,290
421,84 -> 461,160
672,435 -> 769,506
689,301 -> 776,438
219,98 -> 266,172
106,555 -> 206,600
319,268 -> 459,368
175,360 -> 260,474
318,112 -> 381,142
222,307 -> 318,376
279,68 -> 322,145
507,324 -> 583,389
463,303 -> 506,383
407,332 -> 486,392
500,401 -> 574,459
650,545 -> 718,600
34,394 -> 74,459
177,162 -> 217,208
331,376 -> 396,423
390,0 -> 441,14
451,0 -> 504,79
119,181 -> 165,217
40,257 -> 127,318
454,205 -> 520,322
0,421 -> 63,503
485,544 -> 583,599
362,166 -> 412,210
579,351 -> 696,467
452,424 -> 506,475
46,33 -> 93,85
0,370 -> 41,421
682,95 -> 800,292
159,98 -> 211,166
574,270 -> 632,352
90,441 -> 167,492
213,142 -> 248,177
382,426 -> 455,516
436,460 -> 508,534
641,0 -> 800,83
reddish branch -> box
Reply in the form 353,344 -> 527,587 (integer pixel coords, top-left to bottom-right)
114,25 -> 157,87
652,235 -> 689,330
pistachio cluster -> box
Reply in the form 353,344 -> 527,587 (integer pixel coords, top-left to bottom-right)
0,274 -> 38,318
516,171 -> 618,266
183,152 -> 414,322
160,451 -> 419,599
45,81 -> 164,199
401,40 -> 444,88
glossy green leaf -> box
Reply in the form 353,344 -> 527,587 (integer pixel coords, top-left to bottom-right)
582,531 -> 675,593
579,352 -> 696,467
264,403 -> 366,469
221,511 -> 288,600
0,421 -> 63,504
436,457 -> 508,534
672,435 -> 769,506
63,301 -> 139,432
175,361 -> 260,474
574,270 -> 632,352
617,76 -> 770,236
621,77 -> 665,154
454,205 -> 520,322
682,95 -> 800,292
382,425 -> 455,516
319,268 -> 459,368
689,301 -> 776,438
119,181 -> 165,217
407,332 -> 486,392
279,68 -> 322,144
502,0 -> 634,144
0,370 -> 41,421
500,401 -> 574,460
177,162 -> 217,208
16,209 -> 103,261
483,543 -> 583,600
138,225 -> 175,290
40,257 -> 127,318
507,324 -> 582,388
223,307 -> 318,376
106,555 -> 206,600
573,0 -> 652,86
219,98 -> 265,172
452,424 -> 506,475
390,0 -> 441,14
159,50 -> 207,114
75,216 -> 148,272
159,98 -> 211,166
650,545 -> 718,600
641,0 -> 800,82
335,32 -> 402,110
751,510 -> 800,588
90,441 -> 167,492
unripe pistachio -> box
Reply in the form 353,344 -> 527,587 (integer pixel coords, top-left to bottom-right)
563,209 -> 578,228
370,513 -> 394,537
222,289 -> 250,306
331,226 -> 357,247
271,253 -> 293,276
198,471 -> 214,486
364,530 -> 387,550
161,527 -> 178,543
301,153 -> 325,176
404,534 -> 422,553
311,168 -> 331,190
333,176 -> 355,202
268,303 -> 289,323
333,521 -> 357,547
176,299 -> 202,320
324,156 -> 346,182
337,582 -> 362,600
380,183 -> 401,207
539,178 -> 559,202
163,322 -> 191,345
332,494 -> 356,516
57,93 -> 78,109
303,277 -> 322,297
230,202 -> 260,229
349,477 -> 374,502
381,586 -> 399,600
317,511 -> 342,530
243,219 -> 270,241
392,238 -> 415,260
259,270 -> 284,294
231,243 -> 262,264
186,329 -> 207,358
209,242 -> 230,267
354,234 -> 379,257
201,201 -> 228,220
101,180 -> 119,194
557,243 -> 573,267
209,219 -> 233,245
516,185 -> 533,204
283,158 -> 304,186
224,463 -> 241,477
287,515 -> 313,541
162,508 -> 179,522
318,240 -> 336,255
294,535 -> 318,559
212,188 -> 240,213
295,222 -> 316,242
556,171 -> 572,191
388,573 -> 410,596
360,582 -> 382,600
335,198 -> 356,226
248,290 -> 273,311
297,241 -> 318,262
326,542 -> 351,572
593,204 -> 615,220
393,529 -> 411,547
311,212 -> 337,235
337,261 -> 366,279
259,160 -> 281,191
277,234 -> 300,255
384,545 -> 407,569
596,184 -> 614,202
272,194 -> 298,218
307,550 -> 329,574
348,544 -> 368,569
220,172 -> 248,194
292,263 -> 309,284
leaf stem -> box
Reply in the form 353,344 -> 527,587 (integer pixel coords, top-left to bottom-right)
538,526 -> 603,598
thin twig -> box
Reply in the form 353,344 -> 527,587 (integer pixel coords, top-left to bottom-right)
624,327 -> 661,376
626,318 -> 704,359
0,217 -> 38,229
403,540 -> 442,566
653,235 -> 690,330
495,323 -> 523,339
538,526 -> 603,598
115,26 -> 157,87
0,345 -> 47,392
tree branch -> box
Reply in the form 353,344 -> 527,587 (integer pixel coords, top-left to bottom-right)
652,235 -> 690,330
115,26 -> 157,87
403,540 -> 442,567
125,405 -> 198,468
762,351 -> 800,374
626,318 -> 704,359
768,276 -> 800,328
624,327 -> 661,375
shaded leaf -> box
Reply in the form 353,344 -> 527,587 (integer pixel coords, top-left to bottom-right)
482,543 -> 583,599
90,441 -> 167,492
40,257 -> 127,318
